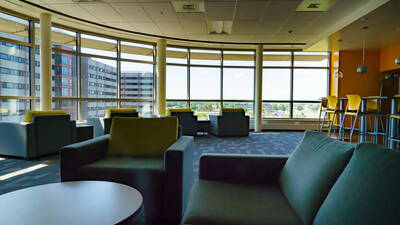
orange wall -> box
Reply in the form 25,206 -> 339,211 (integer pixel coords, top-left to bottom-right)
380,44 -> 400,72
338,50 -> 384,97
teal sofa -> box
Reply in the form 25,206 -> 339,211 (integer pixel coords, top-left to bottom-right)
182,130 -> 400,225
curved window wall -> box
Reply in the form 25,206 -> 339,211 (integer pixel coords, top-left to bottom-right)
0,11 -> 155,122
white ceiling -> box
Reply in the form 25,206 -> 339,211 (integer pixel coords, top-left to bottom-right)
0,0 -> 393,49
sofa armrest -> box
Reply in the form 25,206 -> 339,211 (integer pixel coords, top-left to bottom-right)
164,136 -> 194,223
199,153 -> 288,185
60,135 -> 109,181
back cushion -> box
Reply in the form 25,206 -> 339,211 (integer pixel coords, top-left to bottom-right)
314,143 -> 400,225
104,108 -> 137,118
107,117 -> 178,157
24,110 -> 66,123
279,130 -> 354,225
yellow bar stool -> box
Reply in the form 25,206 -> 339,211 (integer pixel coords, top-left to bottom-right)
388,95 -> 400,148
365,98 -> 388,145
338,94 -> 361,143
319,96 -> 338,133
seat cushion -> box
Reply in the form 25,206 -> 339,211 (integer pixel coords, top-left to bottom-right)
314,143 -> 400,225
182,180 -> 303,225
279,130 -> 354,225
79,157 -> 165,189
107,117 -> 178,157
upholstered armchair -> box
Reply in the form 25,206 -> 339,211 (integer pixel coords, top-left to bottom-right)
60,117 -> 194,225
209,108 -> 249,137
0,110 -> 76,159
168,108 -> 198,136
87,108 -> 138,137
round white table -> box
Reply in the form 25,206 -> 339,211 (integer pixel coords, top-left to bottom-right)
0,181 -> 143,225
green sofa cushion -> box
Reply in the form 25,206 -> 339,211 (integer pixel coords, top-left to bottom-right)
107,117 -> 178,157
182,180 -> 303,225
279,130 -> 354,225
314,143 -> 400,225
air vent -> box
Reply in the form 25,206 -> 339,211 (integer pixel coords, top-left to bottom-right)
207,21 -> 232,35
172,1 -> 205,13
296,0 -> 337,12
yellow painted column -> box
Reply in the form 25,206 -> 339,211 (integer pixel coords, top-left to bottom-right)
39,13 -> 52,110
157,39 -> 166,115
255,45 -> 263,132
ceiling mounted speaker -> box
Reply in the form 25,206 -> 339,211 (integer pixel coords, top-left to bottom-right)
296,0 -> 337,12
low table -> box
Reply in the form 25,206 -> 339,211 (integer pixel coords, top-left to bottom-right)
76,124 -> 94,142
0,181 -> 143,225
197,120 -> 210,134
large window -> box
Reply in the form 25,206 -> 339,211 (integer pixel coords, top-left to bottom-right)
223,68 -> 253,100
190,67 -> 220,100
166,66 -> 187,99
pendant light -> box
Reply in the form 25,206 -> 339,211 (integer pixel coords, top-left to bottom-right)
357,39 -> 368,74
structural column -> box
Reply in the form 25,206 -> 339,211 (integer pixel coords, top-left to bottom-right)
157,39 -> 167,115
255,45 -> 263,132
40,13 -> 52,110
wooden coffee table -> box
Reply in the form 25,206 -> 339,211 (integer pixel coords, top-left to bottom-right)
0,181 -> 143,225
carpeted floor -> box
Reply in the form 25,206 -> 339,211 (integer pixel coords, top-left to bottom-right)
0,132 -> 304,224
0,132 -> 304,195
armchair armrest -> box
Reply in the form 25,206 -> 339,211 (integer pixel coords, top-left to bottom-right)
0,122 -> 33,158
164,136 -> 194,223
60,135 -> 109,181
199,154 -> 288,185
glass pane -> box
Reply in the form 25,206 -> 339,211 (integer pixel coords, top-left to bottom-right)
262,102 -> 290,118
167,65 -> 187,99
81,101 -> 117,120
0,42 -> 30,96
53,100 -> 78,120
121,41 -> 154,62
51,27 -> 76,50
81,57 -> 117,98
293,69 -> 328,101
167,47 -> 187,64
263,69 -> 290,100
223,68 -> 254,100
0,99 -> 30,122
190,49 -> 220,65
54,53 -> 77,97
121,61 -> 154,100
223,102 -> 254,117
121,101 -> 153,115
293,103 -> 320,118
263,51 -> 291,67
0,12 -> 29,42
34,50 -> 56,97
167,101 -> 188,110
190,102 -> 220,120
81,34 -> 117,57
223,51 -> 254,66
294,52 -> 329,67
190,67 -> 220,100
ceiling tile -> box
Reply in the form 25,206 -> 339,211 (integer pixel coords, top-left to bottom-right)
261,1 -> 299,22
234,1 -> 268,21
49,4 -> 97,22
177,13 -> 206,21
141,2 -> 178,22
257,21 -> 284,33
205,1 -> 235,20
231,21 -> 259,34
104,22 -> 136,31
79,3 -> 124,22
181,21 -> 207,35
110,3 -> 152,22
40,0 -> 74,3
252,34 -> 272,43
156,22 -> 185,35
133,22 -> 162,35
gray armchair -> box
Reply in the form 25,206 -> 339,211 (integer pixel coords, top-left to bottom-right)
0,115 -> 76,159
60,117 -> 194,225
170,111 -> 198,136
209,110 -> 249,137
87,111 -> 138,137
